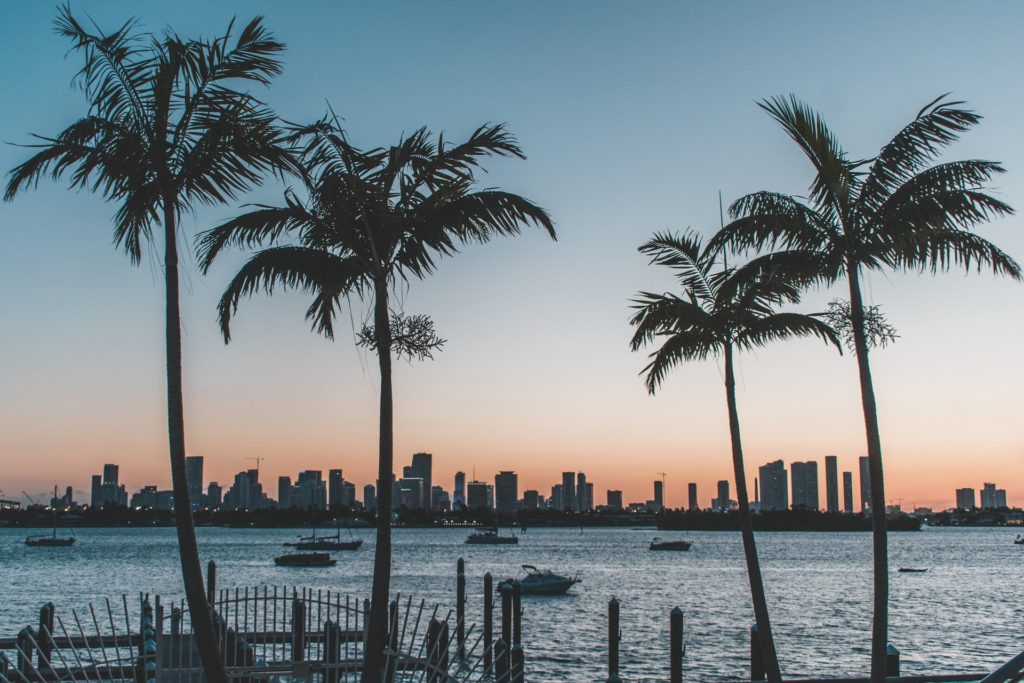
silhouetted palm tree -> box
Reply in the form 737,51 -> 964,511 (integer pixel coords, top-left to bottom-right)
5,9 -> 294,682
196,119 -> 555,681
709,95 -> 1020,681
630,230 -> 840,683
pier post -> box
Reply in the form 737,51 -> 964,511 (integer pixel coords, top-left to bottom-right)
170,607 -> 182,639
607,598 -> 621,683
500,582 -> 512,650
886,644 -> 900,677
206,562 -> 216,606
16,628 -> 34,677
291,597 -> 306,663
139,599 -> 157,683
494,638 -> 508,683
323,620 -> 340,683
384,599 -> 399,683
456,558 -> 466,659
750,624 -> 765,681
439,620 -> 450,674
426,618 -> 441,683
510,581 -> 524,683
483,573 -> 494,674
670,607 -> 684,683
37,603 -> 54,667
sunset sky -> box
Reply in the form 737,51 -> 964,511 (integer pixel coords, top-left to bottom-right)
1,1 -> 1021,511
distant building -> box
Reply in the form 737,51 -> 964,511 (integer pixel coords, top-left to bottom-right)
91,464 -> 127,508
576,473 -> 592,511
223,469 -> 268,510
713,480 -> 730,512
363,484 -> 376,511
955,488 -> 976,511
653,480 -> 664,510
399,477 -> 424,509
562,472 -> 576,511
206,482 -> 222,509
791,461 -> 819,511
550,484 -> 564,511
824,455 -> 839,513
859,456 -> 871,512
90,475 -> 101,508
687,483 -> 698,511
467,481 -> 492,510
522,490 -> 540,509
185,456 -> 204,511
430,485 -> 449,510
495,471 -> 518,513
980,483 -> 1007,510
606,490 -> 623,511
103,464 -> 119,486
453,472 -> 466,510
340,481 -> 356,508
328,469 -> 344,509
584,482 -> 594,511
294,470 -> 327,510
278,476 -> 292,509
842,472 -> 853,513
759,460 -> 788,511
409,453 -> 433,509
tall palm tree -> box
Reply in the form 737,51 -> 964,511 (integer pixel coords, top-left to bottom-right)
630,230 -> 840,683
5,9 -> 295,682
196,119 -> 555,682
709,95 -> 1020,681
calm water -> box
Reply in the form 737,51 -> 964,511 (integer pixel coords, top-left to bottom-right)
1,526 -> 1021,681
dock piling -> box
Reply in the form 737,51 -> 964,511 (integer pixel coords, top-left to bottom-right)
483,573 -> 494,674
510,581 -> 524,683
323,620 -> 340,683
206,562 -> 216,606
494,638 -> 508,683
291,597 -> 305,662
607,598 -> 621,683
426,618 -> 441,683
16,628 -> 34,677
670,607 -> 684,683
456,558 -> 466,660
37,603 -> 54,668
887,643 -> 901,677
750,624 -> 765,681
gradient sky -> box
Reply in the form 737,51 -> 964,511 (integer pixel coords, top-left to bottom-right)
1,1 -> 1022,511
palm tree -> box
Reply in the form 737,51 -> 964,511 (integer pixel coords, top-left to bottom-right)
709,94 -> 1020,681
196,119 -> 555,682
630,230 -> 840,683
5,9 -> 295,683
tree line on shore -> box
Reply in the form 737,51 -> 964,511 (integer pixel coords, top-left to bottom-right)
5,8 -> 1018,683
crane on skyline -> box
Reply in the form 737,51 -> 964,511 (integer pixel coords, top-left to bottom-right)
657,472 -> 667,503
246,457 -> 266,478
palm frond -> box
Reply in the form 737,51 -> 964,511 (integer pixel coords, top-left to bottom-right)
628,292 -> 712,351
735,312 -> 841,353
639,329 -> 720,394
196,197 -> 313,272
882,225 -> 1021,280
713,191 -> 836,255
638,230 -> 715,302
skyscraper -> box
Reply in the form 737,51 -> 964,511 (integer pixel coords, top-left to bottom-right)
758,460 -> 788,511
859,456 -> 871,512
607,490 -> 623,510
278,476 -> 292,509
714,480 -> 730,511
550,484 -> 564,511
363,484 -> 376,511
687,483 -> 698,511
103,464 -> 119,486
90,475 -> 102,508
454,472 -> 466,509
495,471 -> 518,513
653,480 -> 664,510
791,461 -> 819,511
467,481 -> 492,509
206,482 -> 222,509
842,472 -> 853,513
185,456 -> 204,511
523,490 -> 540,509
398,477 -> 424,509
980,483 -> 1007,509
409,453 -> 433,509
561,472 -> 576,511
328,469 -> 344,509
824,455 -> 839,513
955,488 -> 976,511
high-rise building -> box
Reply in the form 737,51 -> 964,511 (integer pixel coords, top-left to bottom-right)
92,465 -> 127,508
550,484 -> 564,511
653,480 -> 664,510
495,471 -> 518,513
955,487 -> 976,511
278,476 -> 293,509
467,481 -> 492,509
523,490 -> 540,509
561,472 -> 576,511
293,470 -> 327,510
687,483 -> 698,511
223,469 -> 267,510
584,482 -> 594,511
791,461 -> 819,511
759,460 -> 788,511
185,456 -> 204,511
399,477 -> 424,509
431,486 -> 449,510
576,473 -> 590,511
824,455 -> 839,513
363,484 -> 376,511
607,490 -> 623,510
859,456 -> 871,512
980,483 -> 1007,509
206,482 -> 222,509
328,469 -> 344,509
103,464 -> 119,486
713,480 -> 730,512
842,472 -> 853,513
409,453 -> 433,509
340,481 -> 356,508
453,472 -> 466,509
90,475 -> 102,508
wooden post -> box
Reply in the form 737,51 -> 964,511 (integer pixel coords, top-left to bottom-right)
483,573 -> 494,674
37,603 -> 54,667
456,558 -> 466,660
750,624 -> 765,681
291,597 -> 306,662
670,607 -> 684,683
426,618 -> 440,683
323,620 -> 340,683
16,628 -> 34,677
494,638 -> 508,683
500,582 -> 512,651
510,581 -> 524,683
886,644 -> 900,677
607,598 -> 621,683
206,561 -> 217,606
170,607 -> 182,639
384,599 -> 399,683
439,620 -> 450,675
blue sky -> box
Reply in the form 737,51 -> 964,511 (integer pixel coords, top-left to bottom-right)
1,1 -> 1021,508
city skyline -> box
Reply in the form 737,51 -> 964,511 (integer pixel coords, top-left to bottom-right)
1,1 -> 1022,512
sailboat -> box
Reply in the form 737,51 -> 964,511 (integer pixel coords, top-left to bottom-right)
26,486 -> 76,547
284,522 -> 362,551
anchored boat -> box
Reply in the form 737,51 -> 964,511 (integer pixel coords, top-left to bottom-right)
274,552 -> 336,567
284,526 -> 363,551
26,486 -> 75,547
649,537 -> 692,551
509,565 -> 580,595
465,526 -> 518,545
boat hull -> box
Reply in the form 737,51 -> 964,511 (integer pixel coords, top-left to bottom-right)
274,553 -> 336,567
285,540 -> 363,550
465,536 -> 518,545
650,542 -> 691,551
520,579 -> 577,595
26,537 -> 76,547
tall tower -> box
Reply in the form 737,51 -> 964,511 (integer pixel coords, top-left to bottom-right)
328,469 -> 344,508
409,453 -> 433,509
454,472 -> 466,509
716,480 -> 730,511
791,461 -> 819,511
562,472 -> 576,511
842,472 -> 853,513
758,460 -> 788,511
494,471 -> 518,513
653,480 -> 664,510
859,456 -> 871,512
687,483 -> 698,511
824,455 -> 839,513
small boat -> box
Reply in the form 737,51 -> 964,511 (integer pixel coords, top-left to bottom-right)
897,567 -> 928,573
649,537 -> 692,551
510,565 -> 581,595
465,526 -> 518,545
274,552 -> 336,567
284,527 -> 362,551
26,486 -> 76,547
1014,535 -> 1024,545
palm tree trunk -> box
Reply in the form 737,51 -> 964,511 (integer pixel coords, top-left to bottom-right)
162,200 -> 227,683
361,276 -> 394,683
724,343 -> 783,683
847,262 -> 888,683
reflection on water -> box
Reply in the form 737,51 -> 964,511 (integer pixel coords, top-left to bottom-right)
1,526 -> 1021,681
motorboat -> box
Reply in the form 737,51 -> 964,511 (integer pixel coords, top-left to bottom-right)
274,552 -> 336,567
509,565 -> 580,595
649,537 -> 692,551
897,567 -> 928,573
1014,535 -> 1024,545
284,527 -> 362,550
26,486 -> 75,547
465,526 -> 518,545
